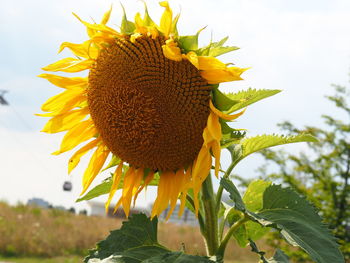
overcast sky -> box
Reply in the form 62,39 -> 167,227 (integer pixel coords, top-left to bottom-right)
0,0 -> 349,211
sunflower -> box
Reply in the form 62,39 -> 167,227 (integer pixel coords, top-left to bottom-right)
38,2 -> 247,219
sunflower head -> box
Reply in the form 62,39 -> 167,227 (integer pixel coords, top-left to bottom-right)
38,2 -> 247,219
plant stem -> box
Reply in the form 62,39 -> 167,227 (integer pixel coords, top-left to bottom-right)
201,174 -> 219,256
186,195 -> 206,235
216,162 -> 235,213
216,216 -> 249,257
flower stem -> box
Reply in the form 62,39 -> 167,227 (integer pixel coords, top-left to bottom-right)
216,216 -> 249,257
215,162 -> 235,213
201,174 -> 219,256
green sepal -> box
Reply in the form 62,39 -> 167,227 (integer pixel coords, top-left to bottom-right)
142,2 -> 156,27
212,87 -> 237,112
196,36 -> 239,57
178,27 -> 206,52
220,120 -> 246,148
120,4 -> 135,34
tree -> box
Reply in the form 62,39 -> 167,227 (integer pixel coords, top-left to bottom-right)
258,83 -> 350,261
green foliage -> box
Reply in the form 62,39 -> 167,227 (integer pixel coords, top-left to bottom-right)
221,182 -> 344,263
231,134 -> 317,167
196,36 -> 239,57
256,185 -> 343,263
212,88 -> 281,114
249,240 -> 290,263
85,214 -> 213,263
258,84 -> 350,260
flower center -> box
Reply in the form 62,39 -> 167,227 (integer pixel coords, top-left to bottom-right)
88,35 -> 211,171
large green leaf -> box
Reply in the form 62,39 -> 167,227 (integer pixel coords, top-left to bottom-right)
85,214 -> 168,262
224,88 -> 281,114
254,185 -> 344,263
220,177 -> 245,212
85,214 -> 214,263
212,88 -> 280,114
234,134 -> 317,165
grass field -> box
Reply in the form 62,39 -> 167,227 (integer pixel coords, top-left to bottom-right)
0,201 -> 269,262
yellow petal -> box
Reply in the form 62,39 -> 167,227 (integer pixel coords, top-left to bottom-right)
101,6 -> 112,25
68,138 -> 100,174
197,56 -> 226,71
42,58 -> 94,73
133,171 -> 155,207
210,100 -> 246,121
162,39 -> 182,61
38,74 -> 88,90
81,144 -> 110,195
165,169 -> 184,220
53,119 -> 96,155
207,111 -> 222,142
41,108 -> 89,133
178,168 -> 192,217
59,41 -> 99,59
185,51 -> 199,69
192,146 -> 212,215
134,12 -> 147,34
201,67 -> 248,84
41,89 -> 86,113
73,13 -> 120,36
120,167 -> 143,217
105,162 -> 124,212
151,171 -> 170,218
159,1 -> 172,37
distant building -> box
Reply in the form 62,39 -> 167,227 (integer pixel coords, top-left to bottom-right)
159,205 -> 197,225
88,201 -> 147,218
27,197 -> 50,209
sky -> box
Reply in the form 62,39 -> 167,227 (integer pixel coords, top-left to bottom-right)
0,0 -> 349,212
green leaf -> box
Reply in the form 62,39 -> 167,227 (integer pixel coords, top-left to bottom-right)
85,214 -> 214,263
102,155 -> 121,172
120,4 -> 135,34
229,180 -> 271,247
224,88 -> 281,114
237,134 -> 318,164
254,185 -> 344,263
77,173 -> 161,202
76,177 -> 112,202
267,249 -> 290,263
143,251 -> 214,263
243,180 -> 271,211
220,177 -> 245,212
85,214 -> 169,263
